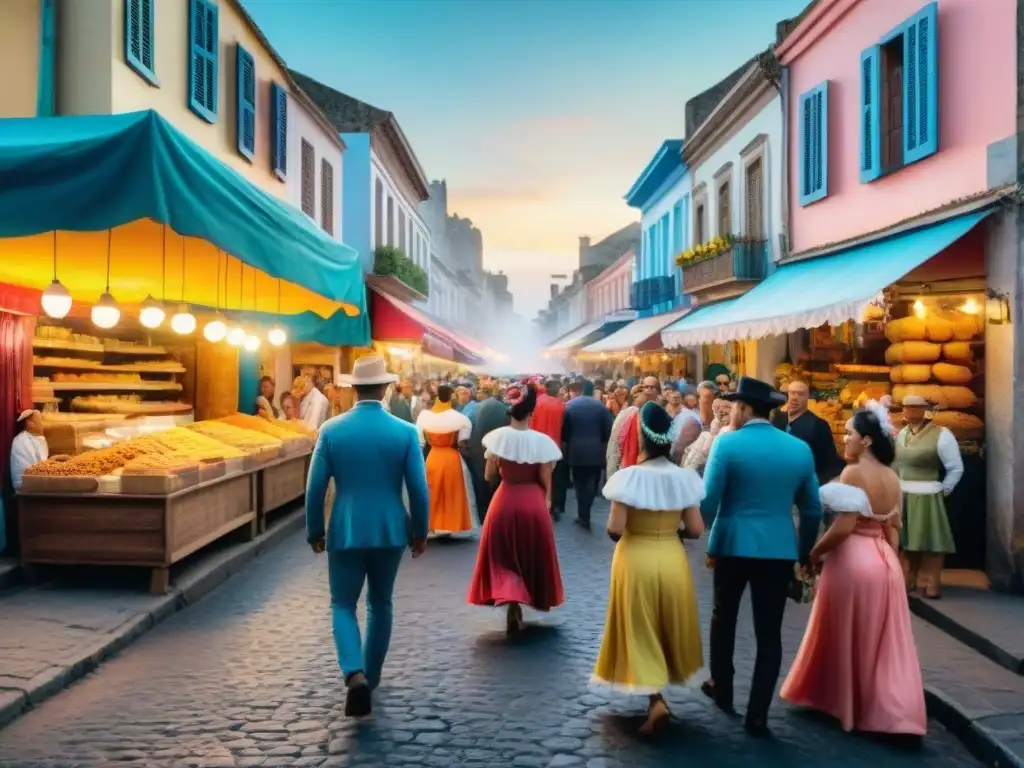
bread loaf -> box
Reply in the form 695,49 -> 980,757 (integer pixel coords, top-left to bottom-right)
935,309 -> 982,340
940,386 -> 977,410
931,362 -> 973,385
931,411 -> 983,430
941,341 -> 974,362
890,364 -> 932,384
885,341 -> 941,364
892,384 -> 946,408
924,315 -> 955,343
885,316 -> 928,343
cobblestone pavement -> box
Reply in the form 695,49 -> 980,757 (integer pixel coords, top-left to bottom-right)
0,497 -> 981,768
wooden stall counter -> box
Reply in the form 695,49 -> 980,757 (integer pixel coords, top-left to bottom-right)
18,470 -> 257,594
255,449 -> 312,532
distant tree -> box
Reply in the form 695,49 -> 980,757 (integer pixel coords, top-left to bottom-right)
372,245 -> 429,296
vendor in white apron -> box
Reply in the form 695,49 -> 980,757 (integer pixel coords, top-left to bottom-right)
10,409 -> 48,492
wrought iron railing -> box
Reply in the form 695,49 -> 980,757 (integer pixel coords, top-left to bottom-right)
681,240 -> 767,295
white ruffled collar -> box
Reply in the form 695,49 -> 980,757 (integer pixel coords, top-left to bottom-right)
482,426 -> 562,464
819,482 -> 899,520
602,457 -> 705,511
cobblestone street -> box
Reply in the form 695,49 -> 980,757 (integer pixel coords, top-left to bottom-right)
0,497 -> 982,768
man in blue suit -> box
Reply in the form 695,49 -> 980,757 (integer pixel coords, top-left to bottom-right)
561,379 -> 613,529
699,377 -> 822,738
306,354 -> 430,718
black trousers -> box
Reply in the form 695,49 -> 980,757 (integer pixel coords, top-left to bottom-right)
709,556 -> 793,721
551,459 -> 569,515
571,466 -> 602,524
466,453 -> 497,524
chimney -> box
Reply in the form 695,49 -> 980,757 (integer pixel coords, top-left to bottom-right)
550,284 -> 559,300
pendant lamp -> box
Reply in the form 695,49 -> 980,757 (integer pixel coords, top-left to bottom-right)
41,231 -> 72,319
243,334 -> 261,352
204,250 -> 228,342
91,230 -> 120,329
139,226 -> 168,328
170,235 -> 195,334
268,278 -> 287,346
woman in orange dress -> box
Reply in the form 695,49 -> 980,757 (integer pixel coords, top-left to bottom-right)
415,385 -> 478,537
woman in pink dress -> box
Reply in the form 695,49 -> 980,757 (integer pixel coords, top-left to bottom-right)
467,380 -> 565,634
781,401 -> 927,737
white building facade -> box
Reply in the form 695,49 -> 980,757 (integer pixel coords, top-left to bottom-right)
370,150 -> 431,278
285,93 -> 343,238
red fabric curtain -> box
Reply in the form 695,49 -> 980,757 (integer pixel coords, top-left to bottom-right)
1,311 -> 33,552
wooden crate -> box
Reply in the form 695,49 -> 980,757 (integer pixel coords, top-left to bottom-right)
18,471 -> 257,594
256,453 -> 310,532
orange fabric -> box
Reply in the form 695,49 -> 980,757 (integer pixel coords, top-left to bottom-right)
431,400 -> 452,413
532,392 -> 565,447
425,431 -> 472,533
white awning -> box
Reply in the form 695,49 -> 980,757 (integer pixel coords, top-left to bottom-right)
580,309 -> 690,354
544,312 -> 635,354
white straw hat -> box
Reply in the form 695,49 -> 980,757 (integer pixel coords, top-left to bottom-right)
339,354 -> 398,386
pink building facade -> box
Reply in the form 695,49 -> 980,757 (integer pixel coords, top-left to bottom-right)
778,0 -> 1021,590
586,250 -> 633,322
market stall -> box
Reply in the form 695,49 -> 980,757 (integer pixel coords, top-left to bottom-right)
576,309 -> 691,380
661,208 -> 998,571
17,412 -> 315,592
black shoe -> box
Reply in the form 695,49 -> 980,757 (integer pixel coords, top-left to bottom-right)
744,717 -> 771,739
574,518 -> 591,531
700,680 -> 736,715
344,678 -> 372,717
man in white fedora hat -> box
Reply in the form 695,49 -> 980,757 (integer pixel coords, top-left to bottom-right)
305,354 -> 430,718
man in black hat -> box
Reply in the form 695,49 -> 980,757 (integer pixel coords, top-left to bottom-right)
699,377 -> 822,738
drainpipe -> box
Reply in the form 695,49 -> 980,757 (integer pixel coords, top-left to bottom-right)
779,65 -> 790,267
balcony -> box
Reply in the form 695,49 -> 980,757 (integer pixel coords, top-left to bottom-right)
680,240 -> 766,299
630,276 -> 676,311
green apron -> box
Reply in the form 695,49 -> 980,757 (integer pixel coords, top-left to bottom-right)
896,422 -> 956,554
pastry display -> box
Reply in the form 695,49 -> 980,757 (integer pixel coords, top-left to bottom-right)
215,413 -> 310,444
885,342 -> 941,364
70,396 -> 192,415
141,427 -> 245,460
25,440 -> 161,477
185,421 -> 282,453
53,372 -> 143,383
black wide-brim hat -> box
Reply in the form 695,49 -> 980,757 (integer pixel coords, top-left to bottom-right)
723,376 -> 786,407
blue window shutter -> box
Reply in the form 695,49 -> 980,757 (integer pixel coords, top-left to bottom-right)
799,82 -> 829,206
125,0 -> 157,85
859,46 -> 882,183
903,1 -> 939,165
235,44 -> 255,160
187,0 -> 218,123
271,83 -> 288,179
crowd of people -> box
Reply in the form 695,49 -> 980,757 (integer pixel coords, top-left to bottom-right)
301,356 -> 931,745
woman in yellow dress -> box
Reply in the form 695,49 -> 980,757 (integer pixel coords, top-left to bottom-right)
592,401 -> 706,734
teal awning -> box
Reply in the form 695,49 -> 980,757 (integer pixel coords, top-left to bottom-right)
661,210 -> 991,348
0,110 -> 365,314
232,307 -> 370,348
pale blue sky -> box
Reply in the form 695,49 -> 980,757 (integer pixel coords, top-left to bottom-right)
242,0 -> 808,317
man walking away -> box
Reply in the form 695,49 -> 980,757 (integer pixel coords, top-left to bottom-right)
562,379 -> 613,530
534,379 -> 567,519
466,384 -> 511,523
699,377 -> 821,738
305,355 -> 430,718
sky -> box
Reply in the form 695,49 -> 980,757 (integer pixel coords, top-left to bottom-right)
242,0 -> 809,320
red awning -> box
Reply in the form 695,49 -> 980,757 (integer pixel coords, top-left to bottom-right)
370,289 -> 485,365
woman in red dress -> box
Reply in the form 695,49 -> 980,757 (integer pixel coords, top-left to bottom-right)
467,380 -> 565,634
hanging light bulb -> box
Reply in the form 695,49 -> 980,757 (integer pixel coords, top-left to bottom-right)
170,304 -> 196,334
91,291 -> 120,329
912,299 -> 926,319
204,315 -> 227,342
960,296 -> 980,315
91,230 -> 121,328
244,333 -> 261,352
42,231 -> 73,319
227,325 -> 246,346
268,326 -> 287,346
42,280 -> 72,320
139,295 -> 165,328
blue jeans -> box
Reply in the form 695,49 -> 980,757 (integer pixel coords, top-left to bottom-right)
327,547 -> 405,689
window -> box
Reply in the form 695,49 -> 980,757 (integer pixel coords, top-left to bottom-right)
187,0 -> 218,123
745,158 -> 765,240
235,44 -> 255,161
300,140 -> 315,217
672,201 -> 683,257
659,214 -> 670,277
695,204 -> 706,244
398,210 -> 407,252
798,82 -> 828,205
861,2 -> 938,182
386,196 -> 394,245
373,179 -> 384,247
125,0 -> 157,85
717,180 -> 731,236
270,83 -> 287,179
408,220 -> 414,260
320,159 -> 334,235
